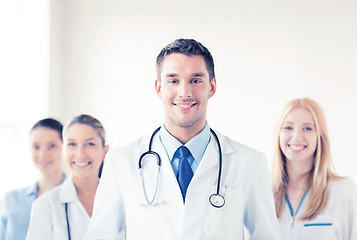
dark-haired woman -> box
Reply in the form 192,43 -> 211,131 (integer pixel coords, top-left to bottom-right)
0,118 -> 66,240
26,115 -> 109,240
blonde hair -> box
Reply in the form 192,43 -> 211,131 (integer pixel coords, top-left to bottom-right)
271,98 -> 340,220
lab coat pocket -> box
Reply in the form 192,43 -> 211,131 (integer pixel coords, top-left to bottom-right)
303,215 -> 336,240
204,186 -> 246,239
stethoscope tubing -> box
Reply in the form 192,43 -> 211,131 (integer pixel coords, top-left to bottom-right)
139,127 -> 162,169
209,128 -> 222,200
139,127 -> 225,208
65,202 -> 71,240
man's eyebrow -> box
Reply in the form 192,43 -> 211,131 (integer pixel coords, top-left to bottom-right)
191,72 -> 206,77
164,72 -> 206,78
165,73 -> 178,78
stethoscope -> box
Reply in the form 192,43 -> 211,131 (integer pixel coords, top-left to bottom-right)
65,202 -> 71,240
139,127 -> 225,208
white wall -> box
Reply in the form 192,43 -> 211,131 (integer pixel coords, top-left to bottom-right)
2,0 -> 356,198
0,0 -> 50,198
49,0 -> 357,177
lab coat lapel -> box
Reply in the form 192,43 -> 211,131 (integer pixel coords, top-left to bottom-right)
59,177 -> 78,204
193,131 -> 234,182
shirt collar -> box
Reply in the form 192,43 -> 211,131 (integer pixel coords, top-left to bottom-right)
25,182 -> 39,196
25,174 -> 66,197
159,123 -> 211,164
59,176 -> 78,203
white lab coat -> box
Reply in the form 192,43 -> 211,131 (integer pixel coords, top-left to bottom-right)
84,130 -> 281,240
279,178 -> 357,240
26,177 -> 90,240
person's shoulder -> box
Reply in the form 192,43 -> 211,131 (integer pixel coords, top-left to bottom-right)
329,177 -> 355,186
217,132 -> 264,158
3,184 -> 35,202
0,184 -> 37,212
215,132 -> 267,172
34,184 -> 62,206
109,135 -> 149,157
329,177 -> 357,196
3,187 -> 24,200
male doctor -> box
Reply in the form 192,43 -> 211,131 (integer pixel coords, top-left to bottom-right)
84,38 -> 281,240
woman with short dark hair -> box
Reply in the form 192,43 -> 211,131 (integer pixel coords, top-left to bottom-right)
0,118 -> 65,240
26,114 -> 109,240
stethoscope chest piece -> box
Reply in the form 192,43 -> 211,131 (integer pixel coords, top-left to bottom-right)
209,193 -> 225,208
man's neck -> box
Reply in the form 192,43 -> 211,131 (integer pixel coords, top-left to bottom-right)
164,122 -> 206,144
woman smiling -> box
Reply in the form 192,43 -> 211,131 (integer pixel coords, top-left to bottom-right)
272,98 -> 357,240
26,115 -> 108,240
0,118 -> 65,240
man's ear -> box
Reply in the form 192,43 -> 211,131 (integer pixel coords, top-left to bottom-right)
155,79 -> 162,98
209,78 -> 217,98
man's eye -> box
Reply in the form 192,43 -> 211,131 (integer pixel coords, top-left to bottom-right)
192,79 -> 202,83
67,143 -> 76,146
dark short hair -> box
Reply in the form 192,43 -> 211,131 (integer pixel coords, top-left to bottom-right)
31,118 -> 63,141
156,38 -> 215,81
64,114 -> 106,178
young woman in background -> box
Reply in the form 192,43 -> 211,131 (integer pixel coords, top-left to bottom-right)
272,98 -> 357,240
26,114 -> 108,240
0,118 -> 65,240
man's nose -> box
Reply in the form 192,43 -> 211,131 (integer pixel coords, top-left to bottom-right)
178,81 -> 192,98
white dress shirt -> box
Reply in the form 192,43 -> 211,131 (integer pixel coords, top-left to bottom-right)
26,177 -> 90,240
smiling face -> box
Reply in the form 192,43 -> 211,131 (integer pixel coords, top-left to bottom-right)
30,127 -> 63,177
63,123 -> 108,179
155,53 -> 216,134
279,107 -> 318,166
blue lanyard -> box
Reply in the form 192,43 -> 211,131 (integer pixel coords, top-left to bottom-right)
65,203 -> 71,240
285,190 -> 309,217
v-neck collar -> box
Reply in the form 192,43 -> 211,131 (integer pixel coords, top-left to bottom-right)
285,189 -> 309,217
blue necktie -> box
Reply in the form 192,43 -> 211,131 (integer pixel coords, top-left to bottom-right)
176,146 -> 193,203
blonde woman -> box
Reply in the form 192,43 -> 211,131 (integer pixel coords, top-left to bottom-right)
272,98 -> 357,240
26,115 -> 108,240
0,118 -> 65,240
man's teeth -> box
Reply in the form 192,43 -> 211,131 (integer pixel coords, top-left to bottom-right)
177,104 -> 192,107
